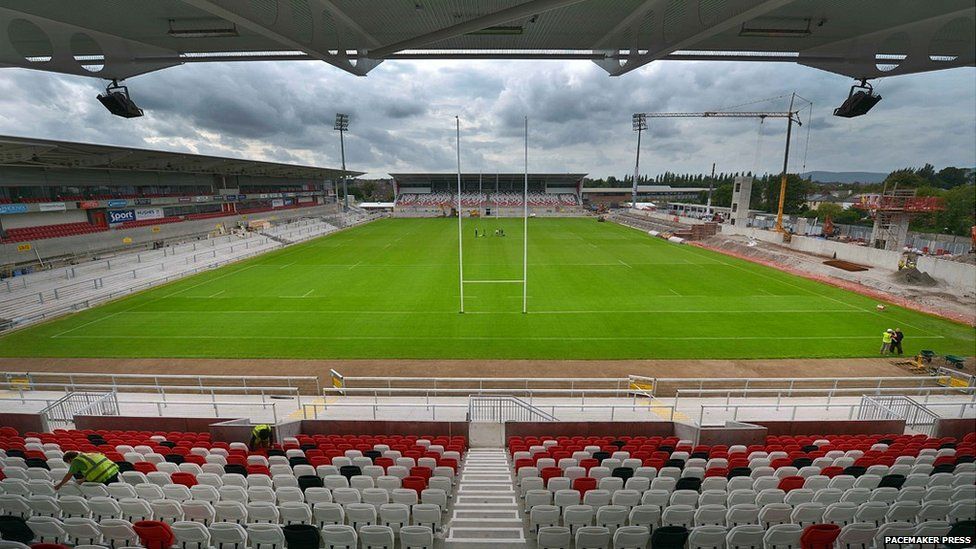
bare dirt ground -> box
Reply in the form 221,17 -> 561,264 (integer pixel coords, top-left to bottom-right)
697,234 -> 976,326
3,356 -> 962,384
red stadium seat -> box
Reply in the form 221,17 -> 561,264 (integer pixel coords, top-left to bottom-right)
799,524 -> 840,549
778,476 -> 805,492
402,476 -> 427,495
572,477 -> 597,495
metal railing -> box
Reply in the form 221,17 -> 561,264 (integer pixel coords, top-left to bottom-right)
40,391 -> 118,430
0,396 -> 283,423
334,373 -> 956,398
469,395 -> 558,422
299,401 -> 672,421
860,395 -> 941,436
1,371 -> 320,396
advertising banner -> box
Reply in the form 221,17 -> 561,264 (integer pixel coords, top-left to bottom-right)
108,209 -> 136,224
135,198 -> 152,206
39,202 -> 67,212
178,197 -> 192,203
271,198 -> 284,208
78,200 -> 100,209
194,196 -> 210,202
108,199 -> 128,208
0,204 -> 29,214
134,207 -> 164,221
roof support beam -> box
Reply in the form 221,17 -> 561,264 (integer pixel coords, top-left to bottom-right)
798,6 -> 975,79
0,145 -> 58,164
368,0 -> 590,59
594,0 -> 793,76
181,0 -> 376,75
0,6 -> 180,80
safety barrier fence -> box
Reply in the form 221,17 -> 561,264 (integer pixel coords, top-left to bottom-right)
300,401 -> 674,422
335,374 -> 959,398
674,386 -> 976,410
858,395 -> 943,436
40,391 -> 119,431
2,371 -> 319,393
3,396 -> 283,425
468,395 -> 559,422
0,379 -> 313,401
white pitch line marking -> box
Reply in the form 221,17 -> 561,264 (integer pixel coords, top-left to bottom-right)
278,262 -> 296,269
463,280 -> 524,284
669,288 -> 681,296
618,259 -> 632,268
302,289 -> 314,298
208,290 -> 225,298
54,334 -> 948,341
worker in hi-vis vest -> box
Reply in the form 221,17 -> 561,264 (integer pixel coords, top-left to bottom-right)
250,423 -> 273,450
55,451 -> 120,489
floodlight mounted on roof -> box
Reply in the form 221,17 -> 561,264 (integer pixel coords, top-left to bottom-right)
97,80 -> 144,118
833,79 -> 882,118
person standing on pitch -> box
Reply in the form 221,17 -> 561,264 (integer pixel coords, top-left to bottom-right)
880,329 -> 893,354
55,451 -> 120,489
891,329 -> 904,355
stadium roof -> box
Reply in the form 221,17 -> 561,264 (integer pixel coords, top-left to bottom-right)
0,135 -> 361,180
1,1 -> 971,80
582,186 -> 708,194
392,173 -> 586,185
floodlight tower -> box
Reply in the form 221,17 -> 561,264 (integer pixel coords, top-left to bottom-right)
631,113 -> 647,209
334,113 -> 350,211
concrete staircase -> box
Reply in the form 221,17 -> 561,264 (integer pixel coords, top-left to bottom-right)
445,448 -> 527,548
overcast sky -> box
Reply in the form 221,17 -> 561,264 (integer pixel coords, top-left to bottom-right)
0,59 -> 973,179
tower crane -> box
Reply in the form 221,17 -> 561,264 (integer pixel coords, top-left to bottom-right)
634,93 -> 805,232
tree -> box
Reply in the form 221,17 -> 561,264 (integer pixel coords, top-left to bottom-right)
884,168 -> 926,189
936,166 -> 973,189
810,202 -> 843,221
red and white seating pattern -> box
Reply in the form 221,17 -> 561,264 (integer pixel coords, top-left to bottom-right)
395,192 -> 580,208
510,433 -> 976,548
0,428 -> 466,549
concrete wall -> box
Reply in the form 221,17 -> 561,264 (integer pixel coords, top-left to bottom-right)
505,421 -> 674,439
932,418 -> 976,440
300,420 -> 468,438
723,224 -> 976,292
1,204 -> 339,262
2,210 -> 88,229
0,412 -> 45,433
209,418 -> 255,444
752,419 -> 906,436
916,255 -> 976,290
697,422 -> 768,446
74,415 -> 235,433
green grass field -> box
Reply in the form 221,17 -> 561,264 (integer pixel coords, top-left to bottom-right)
1,217 -> 972,360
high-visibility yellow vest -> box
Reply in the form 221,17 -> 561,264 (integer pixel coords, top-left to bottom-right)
252,424 -> 272,440
73,452 -> 119,483
882,332 -> 893,343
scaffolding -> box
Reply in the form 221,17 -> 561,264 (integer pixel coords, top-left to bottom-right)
856,189 -> 944,251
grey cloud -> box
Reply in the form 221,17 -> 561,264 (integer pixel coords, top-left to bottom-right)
0,59 -> 971,180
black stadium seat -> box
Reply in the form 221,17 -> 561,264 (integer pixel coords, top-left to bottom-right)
651,525 -> 689,549
877,474 -> 906,489
224,464 -> 247,476
297,475 -> 324,492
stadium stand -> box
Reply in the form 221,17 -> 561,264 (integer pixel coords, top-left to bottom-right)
0,429 -> 465,548
0,218 -> 344,329
0,223 -> 107,243
0,426 -> 971,549
395,192 -> 580,209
